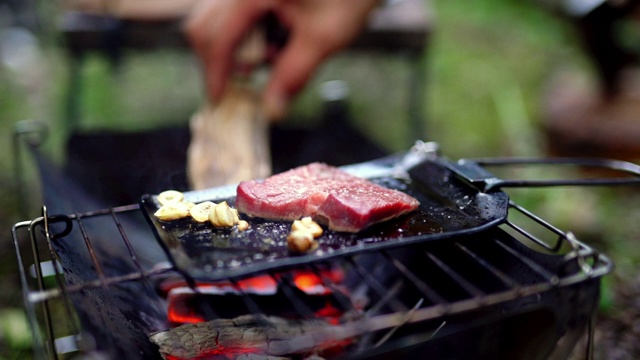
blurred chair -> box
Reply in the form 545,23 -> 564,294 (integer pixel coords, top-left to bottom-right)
539,0 -> 640,161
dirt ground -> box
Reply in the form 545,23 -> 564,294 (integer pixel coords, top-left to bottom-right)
571,275 -> 640,360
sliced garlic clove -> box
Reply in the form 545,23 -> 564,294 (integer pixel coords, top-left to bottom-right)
157,190 -> 184,206
287,230 -> 318,252
190,201 -> 216,222
292,217 -> 323,238
210,201 -> 235,227
230,208 -> 240,224
237,220 -> 250,231
154,202 -> 190,221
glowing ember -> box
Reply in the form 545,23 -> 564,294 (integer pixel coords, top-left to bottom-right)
165,267 -> 350,326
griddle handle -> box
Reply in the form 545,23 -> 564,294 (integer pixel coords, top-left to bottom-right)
458,157 -> 640,192
45,215 -> 74,240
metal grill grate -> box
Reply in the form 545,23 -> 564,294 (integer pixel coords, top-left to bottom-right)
12,199 -> 611,359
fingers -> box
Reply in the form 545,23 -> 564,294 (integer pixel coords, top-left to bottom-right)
184,0 -> 377,117
185,0 -> 274,103
206,1 -> 273,100
184,0 -> 227,101
184,0 -> 224,61
263,32 -> 330,121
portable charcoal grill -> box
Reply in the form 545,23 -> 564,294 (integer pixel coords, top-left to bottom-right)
11,129 -> 640,359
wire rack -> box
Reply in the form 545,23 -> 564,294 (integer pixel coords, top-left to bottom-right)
12,197 -> 612,359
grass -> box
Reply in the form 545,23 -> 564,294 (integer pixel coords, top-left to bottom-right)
429,0 -> 588,158
1,0 -> 639,358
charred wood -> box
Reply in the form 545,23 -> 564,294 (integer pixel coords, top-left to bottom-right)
149,315 -> 340,359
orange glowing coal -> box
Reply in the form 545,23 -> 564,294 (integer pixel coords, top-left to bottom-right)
165,267 -> 347,325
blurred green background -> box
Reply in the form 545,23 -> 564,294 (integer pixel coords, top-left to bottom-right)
1,0 -> 639,359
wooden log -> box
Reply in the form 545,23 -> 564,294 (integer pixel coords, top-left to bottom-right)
150,301 -> 430,359
149,315 -> 332,359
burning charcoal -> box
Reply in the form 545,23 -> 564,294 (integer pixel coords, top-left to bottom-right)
149,315 -> 342,359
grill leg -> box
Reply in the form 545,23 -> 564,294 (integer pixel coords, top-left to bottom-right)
586,312 -> 595,360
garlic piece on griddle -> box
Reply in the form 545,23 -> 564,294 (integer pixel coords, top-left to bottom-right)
154,202 -> 190,221
287,230 -> 318,253
287,217 -> 322,252
292,217 -> 323,238
237,220 -> 250,231
157,190 -> 184,206
190,201 -> 216,222
209,201 -> 237,227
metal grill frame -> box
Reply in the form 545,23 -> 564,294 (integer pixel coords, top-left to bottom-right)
12,198 -> 612,359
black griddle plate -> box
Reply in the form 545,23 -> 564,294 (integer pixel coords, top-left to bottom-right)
140,155 -> 509,281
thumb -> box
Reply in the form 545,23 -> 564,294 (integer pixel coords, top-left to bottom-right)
263,34 -> 330,121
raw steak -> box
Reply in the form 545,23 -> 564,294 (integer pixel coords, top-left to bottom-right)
235,163 -> 420,232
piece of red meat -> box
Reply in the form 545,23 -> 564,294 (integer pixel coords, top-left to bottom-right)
235,163 -> 419,232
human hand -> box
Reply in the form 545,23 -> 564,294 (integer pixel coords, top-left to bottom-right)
185,0 -> 378,120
